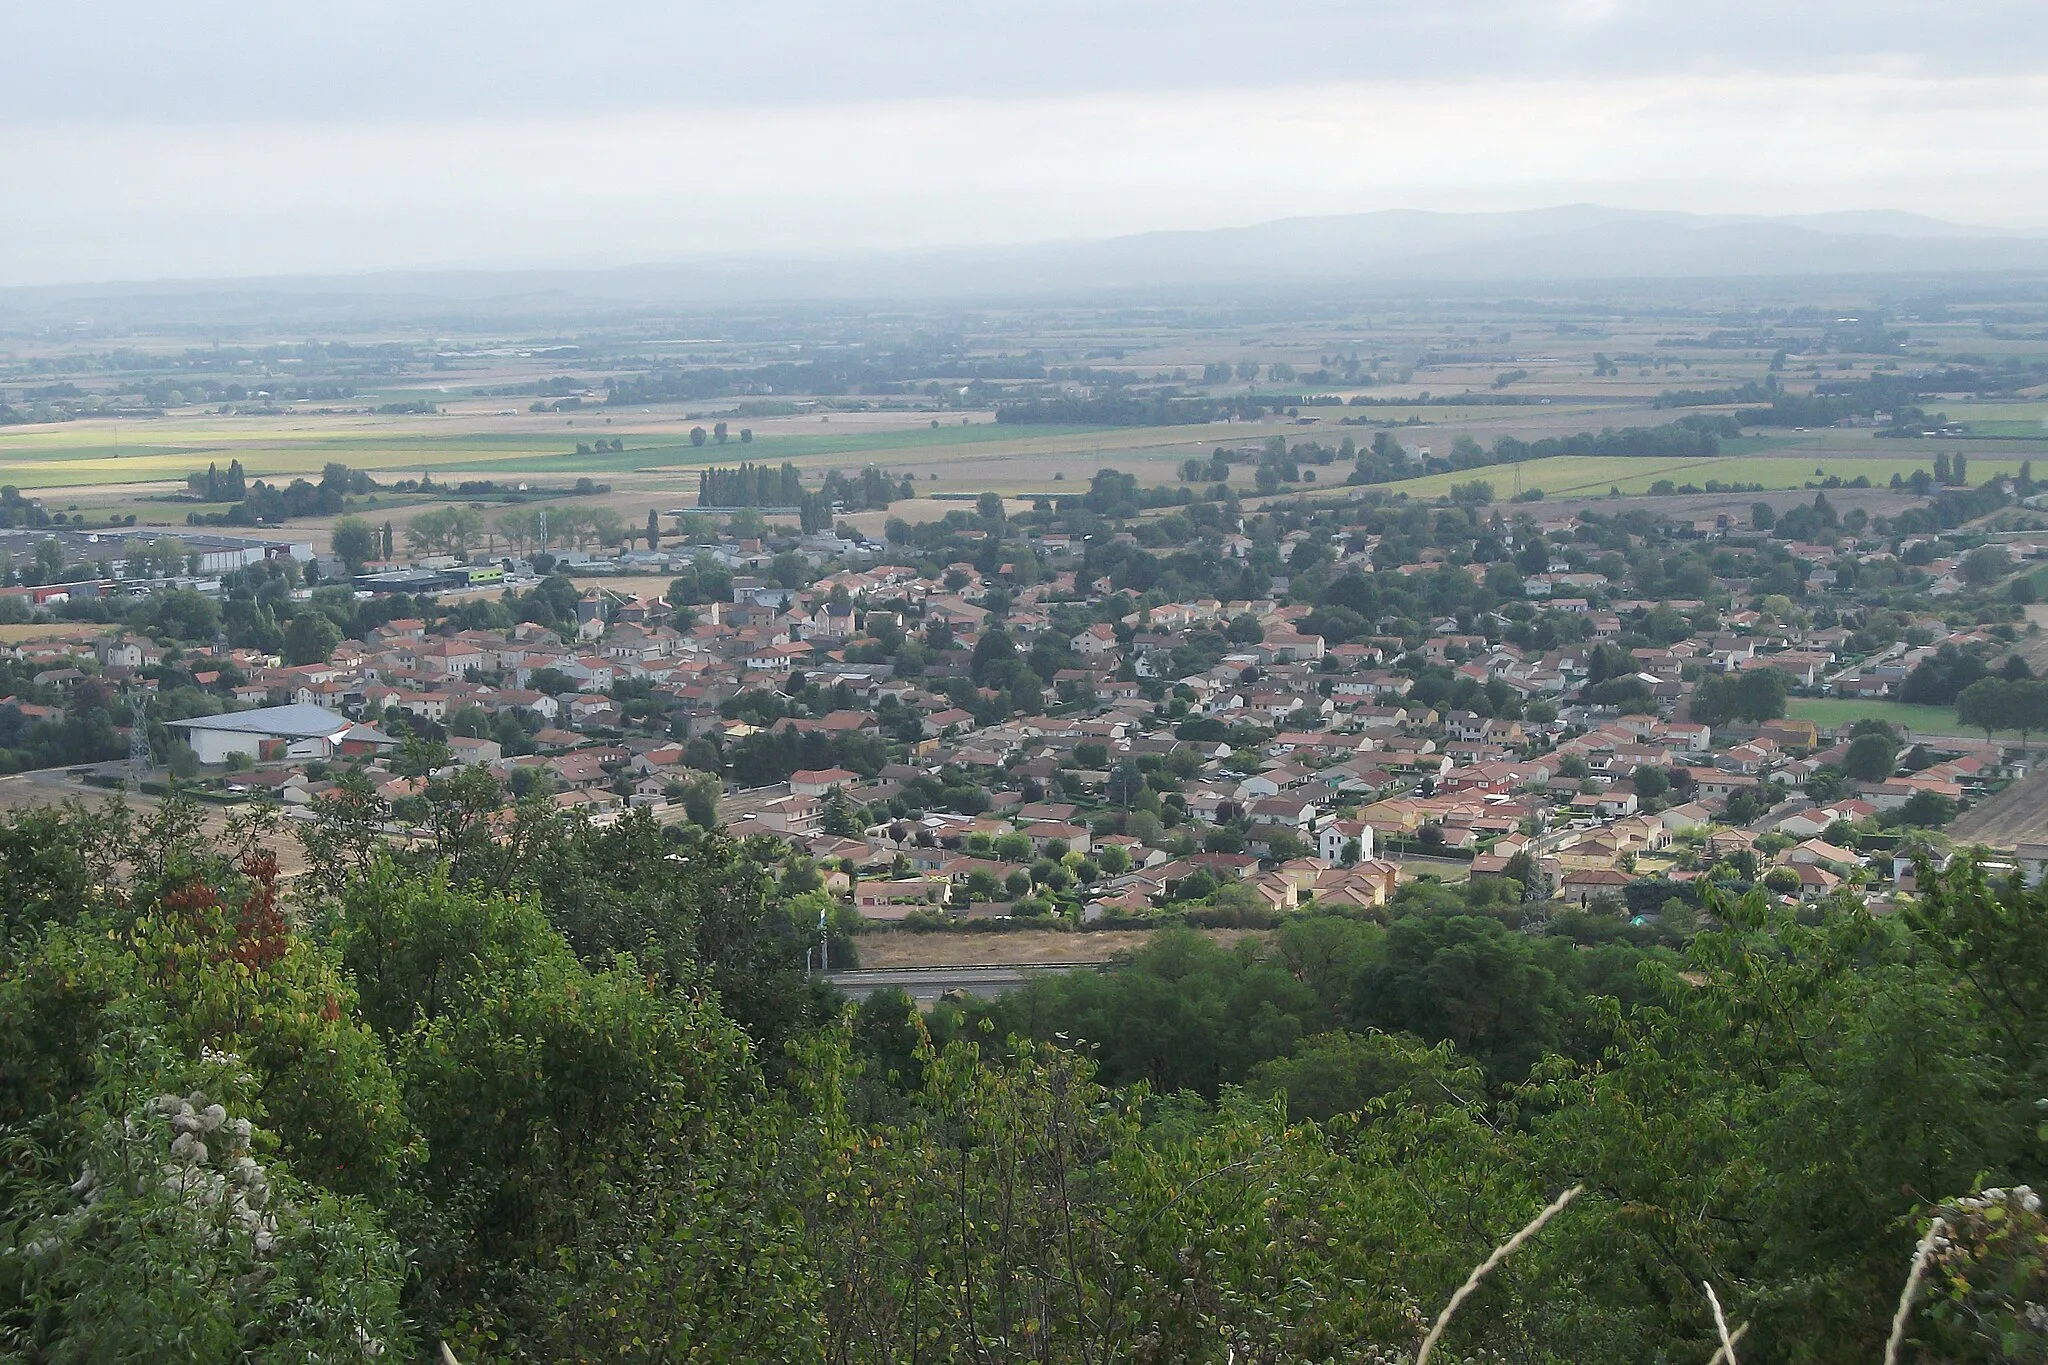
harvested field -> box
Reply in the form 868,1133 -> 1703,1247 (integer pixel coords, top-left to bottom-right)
1951,766 -> 2048,848
1372,452 -> 2043,501
0,622 -> 115,645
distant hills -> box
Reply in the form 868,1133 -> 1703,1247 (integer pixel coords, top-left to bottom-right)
9,205 -> 2048,325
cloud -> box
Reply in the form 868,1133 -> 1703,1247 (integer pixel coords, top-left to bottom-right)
4,4 -> 2048,282
7,0 -> 2045,122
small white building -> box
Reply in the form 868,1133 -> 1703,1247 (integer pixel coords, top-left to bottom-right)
1318,819 -> 1376,865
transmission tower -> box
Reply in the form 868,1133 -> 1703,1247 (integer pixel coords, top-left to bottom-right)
128,692 -> 152,775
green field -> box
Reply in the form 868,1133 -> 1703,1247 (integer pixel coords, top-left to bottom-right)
508,422 -> 1103,475
1954,420 -> 2048,438
0,415 -> 1120,489
1785,698 -> 2020,739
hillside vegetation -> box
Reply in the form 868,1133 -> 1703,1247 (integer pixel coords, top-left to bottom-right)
0,792 -> 2043,1362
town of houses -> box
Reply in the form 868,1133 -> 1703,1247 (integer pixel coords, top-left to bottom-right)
4,494 -> 2042,930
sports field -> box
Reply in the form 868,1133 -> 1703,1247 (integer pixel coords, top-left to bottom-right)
1785,698 -> 2021,738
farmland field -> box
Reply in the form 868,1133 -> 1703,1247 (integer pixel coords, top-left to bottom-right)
1372,452 -> 2046,501
0,623 -> 114,645
7,300 -> 2048,556
0,409 -> 1246,495
1950,767 -> 2048,846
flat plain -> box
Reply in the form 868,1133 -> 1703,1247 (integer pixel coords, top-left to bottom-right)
5,298 -> 2047,560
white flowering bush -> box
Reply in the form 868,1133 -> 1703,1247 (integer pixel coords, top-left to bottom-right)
1,1053 -> 404,1363
1920,1184 -> 2048,1361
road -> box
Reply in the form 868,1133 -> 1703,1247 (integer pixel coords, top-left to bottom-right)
824,961 -> 1102,1005
1823,641 -> 1905,691
0,762 -> 148,810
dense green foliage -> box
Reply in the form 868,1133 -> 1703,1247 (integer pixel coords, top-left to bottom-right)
2,793 -> 2044,1362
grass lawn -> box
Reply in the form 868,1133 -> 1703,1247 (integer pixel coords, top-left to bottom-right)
1786,697 -> 2018,739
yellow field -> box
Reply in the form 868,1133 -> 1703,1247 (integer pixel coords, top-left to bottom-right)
11,390 -> 2048,557
1370,453 -> 2044,500
0,622 -> 114,644
0,408 -> 1270,490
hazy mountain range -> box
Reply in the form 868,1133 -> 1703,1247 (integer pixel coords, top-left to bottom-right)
12,205 -> 2048,327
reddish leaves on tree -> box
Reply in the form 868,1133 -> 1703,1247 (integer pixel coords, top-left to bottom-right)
161,850 -> 289,971
233,850 -> 288,971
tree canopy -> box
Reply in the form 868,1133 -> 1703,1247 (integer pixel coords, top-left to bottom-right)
1,794 -> 2043,1362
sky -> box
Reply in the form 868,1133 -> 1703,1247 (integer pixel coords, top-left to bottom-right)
6,0 -> 2048,284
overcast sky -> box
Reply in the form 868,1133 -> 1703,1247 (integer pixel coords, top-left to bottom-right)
6,0 -> 2048,284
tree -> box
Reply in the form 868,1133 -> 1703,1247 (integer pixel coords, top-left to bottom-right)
690,426 -> 707,447
1897,789 -> 1957,827
678,768 -> 722,828
1351,914 -> 1563,1087
1957,677 -> 2012,743
1750,500 -> 1776,531
1226,613 -> 1265,645
330,516 -> 377,575
646,508 -> 660,551
405,507 -> 482,559
282,611 -> 342,666
1804,767 -> 1849,802
1723,786 -> 1771,824
392,734 -> 453,779
1904,645 -> 1991,706
585,507 -> 627,551
1246,1029 -> 1484,1124
1842,731 -> 1899,782
1690,667 -> 1788,726
2015,679 -> 2048,751
493,508 -> 540,555
1963,545 -> 2010,587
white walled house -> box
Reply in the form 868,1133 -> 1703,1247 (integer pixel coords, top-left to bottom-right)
1319,819 -> 1376,864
